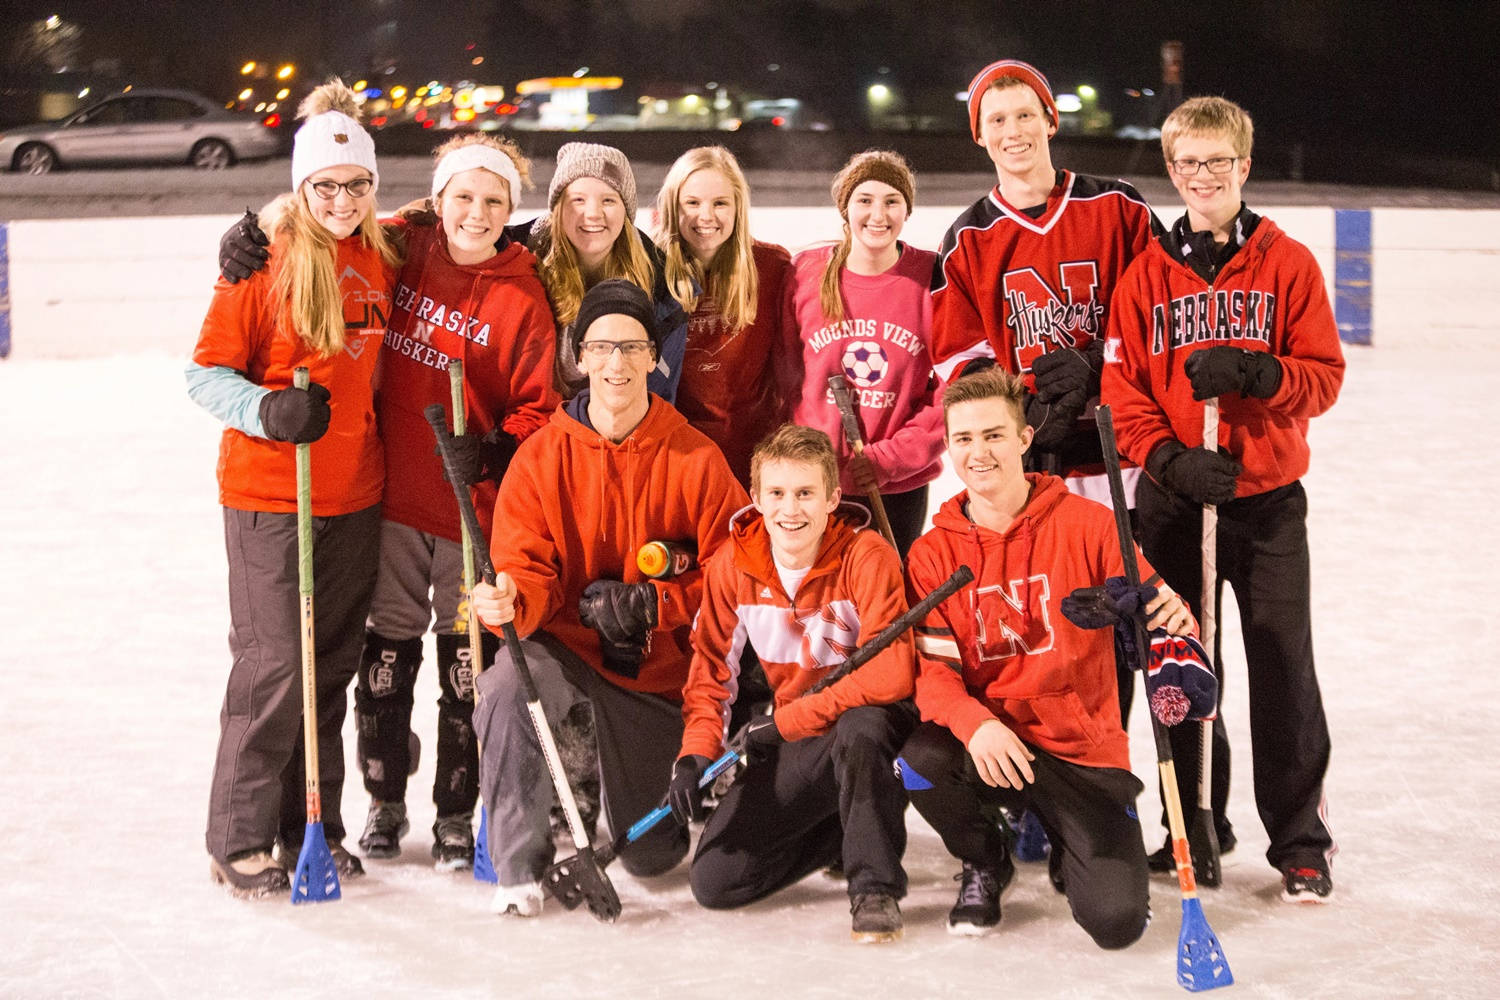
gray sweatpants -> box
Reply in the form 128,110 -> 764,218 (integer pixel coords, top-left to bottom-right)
205,503 -> 380,859
473,631 -> 687,886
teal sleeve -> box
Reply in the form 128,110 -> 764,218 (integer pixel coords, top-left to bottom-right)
185,362 -> 270,437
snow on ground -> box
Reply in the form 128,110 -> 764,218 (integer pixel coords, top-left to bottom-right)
1,341 -> 1497,1000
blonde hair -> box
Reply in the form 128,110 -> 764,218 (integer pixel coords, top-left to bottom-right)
1161,96 -> 1254,162
750,424 -> 839,497
654,147 -> 758,330
272,82 -> 400,356
819,150 -> 916,325
532,194 -> 655,326
942,366 -> 1028,435
429,132 -> 533,208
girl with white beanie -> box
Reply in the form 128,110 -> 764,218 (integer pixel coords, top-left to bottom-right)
188,79 -> 401,898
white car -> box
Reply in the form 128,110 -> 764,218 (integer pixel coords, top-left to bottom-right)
0,88 -> 283,174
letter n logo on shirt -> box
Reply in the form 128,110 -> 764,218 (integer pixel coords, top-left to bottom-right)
973,575 -> 1054,662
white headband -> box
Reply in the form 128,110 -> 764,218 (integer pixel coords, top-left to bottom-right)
431,145 -> 522,207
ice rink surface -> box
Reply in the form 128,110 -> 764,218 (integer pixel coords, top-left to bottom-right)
2,339 -> 1497,999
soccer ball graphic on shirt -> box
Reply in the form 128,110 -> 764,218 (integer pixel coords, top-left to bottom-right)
841,341 -> 889,388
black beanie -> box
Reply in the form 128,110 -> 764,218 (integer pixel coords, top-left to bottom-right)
571,279 -> 659,359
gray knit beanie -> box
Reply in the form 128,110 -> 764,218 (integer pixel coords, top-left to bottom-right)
548,142 -> 638,219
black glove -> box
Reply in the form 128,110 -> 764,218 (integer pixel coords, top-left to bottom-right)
259,382 -> 331,443
1184,346 -> 1282,400
1147,440 -> 1241,506
1025,388 -> 1087,451
1061,576 -> 1159,631
578,580 -> 658,645
442,430 -> 519,486
741,714 -> 785,763
220,209 -> 270,283
668,754 -> 711,825
1030,343 -> 1102,403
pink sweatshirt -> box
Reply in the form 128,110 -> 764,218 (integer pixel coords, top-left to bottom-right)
789,243 -> 944,496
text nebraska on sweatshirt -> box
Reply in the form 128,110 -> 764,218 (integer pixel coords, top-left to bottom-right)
390,280 -> 494,349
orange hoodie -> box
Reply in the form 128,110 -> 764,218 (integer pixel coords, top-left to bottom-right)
908,474 -> 1167,770
679,504 -> 914,759
489,395 -> 748,699
193,231 -> 395,515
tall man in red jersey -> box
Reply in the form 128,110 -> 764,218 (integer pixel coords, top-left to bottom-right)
930,59 -> 1159,505
469,279 -> 747,917
897,367 -> 1196,946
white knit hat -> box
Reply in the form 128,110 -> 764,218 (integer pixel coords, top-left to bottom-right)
291,109 -> 379,193
431,144 -> 522,207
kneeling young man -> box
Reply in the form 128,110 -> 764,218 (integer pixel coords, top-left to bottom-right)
470,279 -> 747,916
898,367 -> 1193,948
670,425 -> 918,943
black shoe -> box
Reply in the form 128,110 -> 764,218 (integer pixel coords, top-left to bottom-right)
359,800 -> 409,859
1147,828 -> 1235,876
1281,864 -> 1334,904
432,813 -> 475,872
277,836 -> 365,879
210,849 -> 289,900
850,893 -> 903,943
947,857 -> 1014,936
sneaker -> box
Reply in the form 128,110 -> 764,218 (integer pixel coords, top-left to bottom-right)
947,857 -> 1015,936
276,836 -> 365,879
432,813 -> 475,872
1147,827 -> 1236,876
209,849 -> 289,900
1281,865 -> 1334,904
359,801 -> 409,859
491,881 -> 544,917
850,893 -> 903,943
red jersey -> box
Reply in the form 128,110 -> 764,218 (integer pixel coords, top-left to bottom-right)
679,504 -> 914,759
193,231 -> 394,515
907,475 -> 1168,770
490,395 -> 749,699
1102,216 -> 1345,498
930,171 -> 1156,382
674,241 -> 799,489
377,224 -> 559,542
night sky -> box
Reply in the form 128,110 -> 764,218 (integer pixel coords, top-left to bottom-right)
6,0 -> 1498,157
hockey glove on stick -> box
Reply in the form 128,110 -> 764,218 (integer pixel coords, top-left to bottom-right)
441,429 -> 519,486
668,755 -> 712,825
260,381 -> 331,443
1147,440 -> 1241,506
740,715 -> 786,764
220,209 -> 270,283
1030,343 -> 1102,403
1061,575 -> 1160,630
1025,388 -> 1088,451
1184,346 -> 1282,400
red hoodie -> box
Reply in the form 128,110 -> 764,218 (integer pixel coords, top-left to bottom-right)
1102,216 -> 1345,497
908,475 -> 1166,770
377,223 -> 559,542
679,504 -> 914,759
193,231 -> 394,515
489,394 -> 749,699
675,241 -> 800,489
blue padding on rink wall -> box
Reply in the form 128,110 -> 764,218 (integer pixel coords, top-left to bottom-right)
1334,209 -> 1372,346
0,222 -> 11,359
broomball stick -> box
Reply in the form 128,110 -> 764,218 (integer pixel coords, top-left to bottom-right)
290,366 -> 340,904
1096,404 -> 1232,993
1191,398 -> 1223,888
427,403 -> 621,922
827,373 -> 898,549
541,564 -> 974,914
445,360 -> 501,885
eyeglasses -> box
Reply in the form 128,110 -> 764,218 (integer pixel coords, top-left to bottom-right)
1169,157 -> 1239,176
306,177 -> 374,199
579,339 -> 654,359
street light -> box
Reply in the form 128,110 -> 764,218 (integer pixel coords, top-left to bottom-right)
277,64 -> 294,81
241,61 -> 256,75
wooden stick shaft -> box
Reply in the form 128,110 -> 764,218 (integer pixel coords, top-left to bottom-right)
294,366 -> 322,822
1199,398 -> 1219,812
827,374 -> 898,548
448,361 -> 486,685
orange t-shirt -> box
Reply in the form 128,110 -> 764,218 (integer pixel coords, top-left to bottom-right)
193,232 -> 395,515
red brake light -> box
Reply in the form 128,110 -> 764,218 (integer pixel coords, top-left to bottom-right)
771,116 -> 786,127
261,113 -> 281,129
